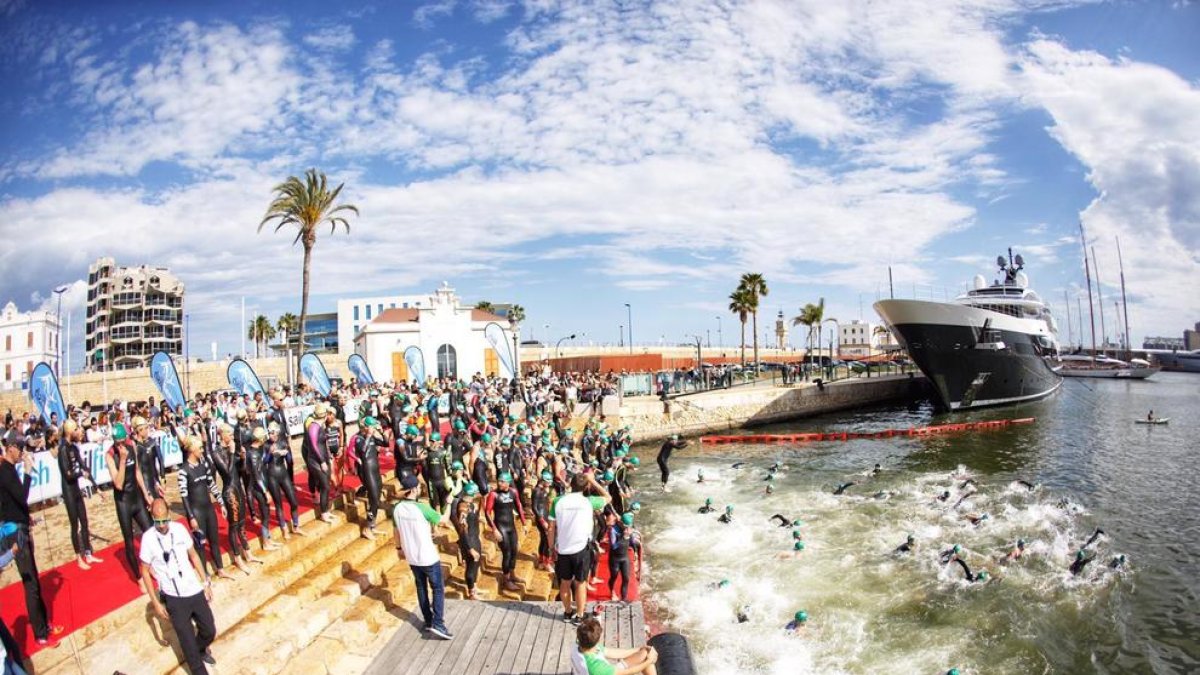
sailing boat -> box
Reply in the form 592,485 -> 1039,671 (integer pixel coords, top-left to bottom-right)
1060,230 -> 1159,380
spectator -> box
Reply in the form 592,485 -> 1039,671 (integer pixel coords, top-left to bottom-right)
0,443 -> 64,647
571,616 -> 658,675
393,473 -> 453,640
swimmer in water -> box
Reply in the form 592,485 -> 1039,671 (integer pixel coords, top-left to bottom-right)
698,498 -> 716,514
870,463 -> 882,476
765,484 -> 774,495
1070,549 -> 1095,576
953,557 -> 992,583
736,604 -> 751,624
959,478 -> 977,490
935,490 -> 952,503
769,461 -> 785,473
776,541 -> 805,559
872,490 -> 894,500
769,514 -> 797,527
697,468 -> 706,483
763,472 -> 775,482
708,578 -> 731,591
731,462 -> 746,470
784,610 -> 807,633
1081,527 -> 1105,550
962,512 -> 989,526
894,534 -> 916,554
1000,538 -> 1026,563
718,505 -> 734,524
952,491 -> 976,510
1015,479 -> 1039,491
1109,554 -> 1127,569
940,544 -> 963,564
833,481 -> 855,495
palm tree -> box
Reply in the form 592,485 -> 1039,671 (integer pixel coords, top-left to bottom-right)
475,300 -> 495,313
247,315 -> 276,358
259,168 -> 359,361
791,298 -> 825,376
276,312 -> 298,353
728,288 -> 753,366
737,273 -> 768,368
507,305 -> 525,324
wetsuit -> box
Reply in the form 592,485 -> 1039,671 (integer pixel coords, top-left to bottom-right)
471,448 -> 491,496
834,482 -> 855,495
532,482 -> 553,564
354,431 -> 383,528
769,514 -> 792,527
607,472 -> 626,515
580,434 -> 596,465
136,436 -> 165,500
1082,528 -> 1105,550
304,421 -> 332,515
245,442 -> 272,539
484,486 -> 525,576
448,433 -> 469,465
395,437 -> 422,486
506,445 -> 528,504
110,440 -> 151,576
953,557 -> 983,582
424,445 -> 452,514
718,511 -> 734,524
895,541 -> 915,554
453,500 -> 482,594
1070,553 -> 1095,576
657,438 -> 685,486
179,456 -> 223,572
698,504 -> 716,513
267,436 -> 300,530
210,439 -> 248,558
608,522 -> 633,601
57,438 -> 93,557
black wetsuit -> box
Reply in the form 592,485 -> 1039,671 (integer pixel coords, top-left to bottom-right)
532,482 -> 553,562
453,500 -> 482,592
425,445 -> 452,513
954,557 -> 980,581
1070,553 -> 1095,576
769,514 -> 791,527
245,443 -> 272,539
608,522 -> 633,601
471,450 -> 491,496
395,437 -> 422,486
136,437 -> 165,500
111,441 -> 151,576
656,438 -> 685,486
486,487 -> 524,576
304,422 -> 332,515
894,541 -> 915,554
354,432 -> 383,527
698,504 -> 716,513
718,512 -> 734,524
210,440 -> 248,558
57,439 -> 92,557
834,482 -> 855,495
267,436 -> 300,529
179,456 -> 223,571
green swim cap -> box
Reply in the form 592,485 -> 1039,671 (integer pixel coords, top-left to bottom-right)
1017,538 -> 1026,548
947,670 -> 960,675
622,513 -> 634,526
463,482 -> 479,496
362,416 -> 379,428
498,472 -> 512,483
671,434 -> 679,440
451,460 -> 464,471
794,541 -> 805,551
630,457 -> 640,466
541,429 -> 551,437
907,534 -> 915,544
406,424 -> 419,436
430,432 -> 441,442
976,571 -> 989,581
453,420 -> 466,431
792,520 -> 802,527
112,423 -> 128,442
1076,550 -> 1085,560
517,423 -> 527,431
794,610 -> 808,623
725,505 -> 733,513
705,497 -> 713,505
501,437 -> 512,446
614,449 -> 627,458
590,460 -> 599,468
953,544 -> 962,554
541,471 -> 553,482
766,474 -> 774,481
481,433 -> 492,443
603,470 -> 614,481
631,502 -> 642,511
792,530 -> 802,540
718,579 -> 730,588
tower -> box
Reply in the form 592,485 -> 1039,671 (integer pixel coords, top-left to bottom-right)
775,310 -> 788,350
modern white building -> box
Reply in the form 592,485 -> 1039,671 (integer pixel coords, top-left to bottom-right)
1,301 -> 61,391
336,294 -> 430,356
839,319 -> 880,358
85,257 -> 185,370
353,284 -> 515,383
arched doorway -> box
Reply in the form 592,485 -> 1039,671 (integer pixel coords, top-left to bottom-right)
437,344 -> 457,379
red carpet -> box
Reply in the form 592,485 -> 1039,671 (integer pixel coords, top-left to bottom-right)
585,540 -> 642,603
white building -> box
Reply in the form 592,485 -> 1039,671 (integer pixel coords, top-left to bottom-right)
336,294 -> 430,356
85,256 -> 185,370
839,319 -> 880,358
354,284 -> 515,382
1,301 -> 61,391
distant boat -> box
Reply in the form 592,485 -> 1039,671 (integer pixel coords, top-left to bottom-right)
1059,354 -> 1161,379
1135,417 -> 1169,425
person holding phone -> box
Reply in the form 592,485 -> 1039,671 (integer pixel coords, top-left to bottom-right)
0,443 -> 64,646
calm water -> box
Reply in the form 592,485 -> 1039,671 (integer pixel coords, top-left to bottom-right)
633,372 -> 1199,674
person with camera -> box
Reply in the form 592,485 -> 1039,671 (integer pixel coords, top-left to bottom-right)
0,443 -> 64,647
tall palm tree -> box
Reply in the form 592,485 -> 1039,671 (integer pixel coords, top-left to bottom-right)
259,168 -> 358,361
276,312 -> 298,353
475,300 -> 495,313
728,288 -> 753,366
792,298 -> 825,375
247,314 -> 276,358
507,305 -> 526,324
738,273 -> 768,368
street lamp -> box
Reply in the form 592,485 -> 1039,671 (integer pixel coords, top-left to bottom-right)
53,284 -> 68,377
624,303 -> 632,354
822,317 -> 840,379
555,334 -> 577,358
715,315 -> 722,349
619,324 -> 624,348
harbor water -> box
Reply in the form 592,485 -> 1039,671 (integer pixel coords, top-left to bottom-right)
635,372 -> 1199,674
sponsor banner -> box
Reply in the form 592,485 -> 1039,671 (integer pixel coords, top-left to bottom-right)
82,442 -> 113,487
300,352 -> 332,397
344,397 -> 364,424
483,322 -> 516,379
227,358 -> 266,396
152,430 -> 184,469
150,351 -> 187,412
15,451 -> 62,505
285,405 -> 316,436
347,354 -> 374,385
404,345 -> 426,384
28,362 -> 66,426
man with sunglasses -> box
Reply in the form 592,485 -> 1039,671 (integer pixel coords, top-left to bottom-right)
139,498 -> 217,674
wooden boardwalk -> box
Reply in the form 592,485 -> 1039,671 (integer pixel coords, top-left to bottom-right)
365,601 -> 646,675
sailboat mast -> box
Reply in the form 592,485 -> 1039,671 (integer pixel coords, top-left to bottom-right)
1076,298 -> 1084,352
1091,245 -> 1107,356
1079,221 -> 1098,360
1116,237 -> 1132,359
1064,289 -> 1073,350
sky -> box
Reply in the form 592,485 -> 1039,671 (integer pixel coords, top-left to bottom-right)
1,0 -> 1197,370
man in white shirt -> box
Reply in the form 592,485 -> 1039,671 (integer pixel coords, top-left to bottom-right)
549,472 -> 610,623
139,498 -> 217,674
393,473 -> 453,640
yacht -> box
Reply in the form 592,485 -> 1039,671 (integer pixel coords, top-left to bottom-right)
874,250 -> 1061,410
1059,353 -> 1160,379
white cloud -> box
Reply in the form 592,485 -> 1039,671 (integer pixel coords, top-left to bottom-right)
414,0 -> 457,29
303,24 -> 356,51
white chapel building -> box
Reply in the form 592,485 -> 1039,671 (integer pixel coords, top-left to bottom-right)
353,284 -> 515,383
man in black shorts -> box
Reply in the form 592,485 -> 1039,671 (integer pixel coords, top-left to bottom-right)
548,473 -> 609,623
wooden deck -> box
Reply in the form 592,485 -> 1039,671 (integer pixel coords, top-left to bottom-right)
365,601 -> 646,675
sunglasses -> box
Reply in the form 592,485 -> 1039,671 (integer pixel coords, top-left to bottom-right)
153,518 -> 172,525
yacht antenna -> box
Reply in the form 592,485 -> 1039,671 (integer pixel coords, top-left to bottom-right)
1092,245 -> 1107,357
1116,237 -> 1132,359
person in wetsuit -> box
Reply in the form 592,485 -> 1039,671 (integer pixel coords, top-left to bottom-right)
1070,549 -> 1095,576
395,424 -> 425,488
470,442 -> 491,497
939,544 -> 963,565
178,435 -> 232,579
833,482 -> 855,495
354,417 -> 385,538
608,512 -> 635,602
769,514 -> 798,528
718,505 -> 734,524
303,407 -> 334,522
532,471 -> 555,571
894,534 -> 916,554
210,424 -> 256,574
244,428 -> 279,550
698,498 -> 716,514
1081,528 -> 1105,550
484,472 -> 526,591
265,422 -> 304,540
656,434 -> 687,492
425,434 -> 454,515
452,481 -> 484,599
953,557 -> 990,583
104,423 -> 152,579
132,416 -> 166,502
56,420 -> 101,569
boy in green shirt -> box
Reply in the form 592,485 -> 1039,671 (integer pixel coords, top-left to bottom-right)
572,616 -> 658,675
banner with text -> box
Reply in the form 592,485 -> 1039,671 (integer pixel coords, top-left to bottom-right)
300,352 -> 332,397
150,351 -> 187,412
404,345 -> 426,384
227,358 -> 266,397
27,362 -> 66,425
484,322 -> 516,379
347,353 -> 374,385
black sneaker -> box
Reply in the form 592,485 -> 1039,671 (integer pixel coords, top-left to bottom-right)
429,625 -> 454,640
562,612 -> 576,623
202,650 -> 216,665
569,613 -> 583,626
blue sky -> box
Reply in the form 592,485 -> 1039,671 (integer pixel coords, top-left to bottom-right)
1,0 -> 1197,369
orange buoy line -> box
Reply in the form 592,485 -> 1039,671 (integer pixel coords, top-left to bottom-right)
699,417 -> 1035,444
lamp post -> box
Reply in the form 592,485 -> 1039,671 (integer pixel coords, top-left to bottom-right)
624,303 -> 632,354
53,284 -> 68,377
555,334 -> 577,358
822,317 -> 840,380
715,315 -> 722,349
509,316 -> 521,378
619,325 -> 624,348
184,313 -> 191,398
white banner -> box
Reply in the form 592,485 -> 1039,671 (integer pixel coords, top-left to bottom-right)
285,404 -> 316,436
152,430 -> 184,469
82,441 -> 113,487
16,451 -> 62,505
344,397 -> 365,424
